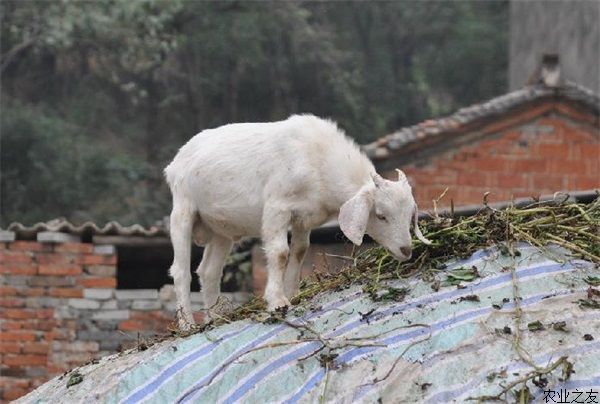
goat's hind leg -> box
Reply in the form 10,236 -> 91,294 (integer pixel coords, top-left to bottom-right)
196,233 -> 233,318
168,198 -> 195,330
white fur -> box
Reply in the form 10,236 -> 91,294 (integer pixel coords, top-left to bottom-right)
165,114 -> 429,328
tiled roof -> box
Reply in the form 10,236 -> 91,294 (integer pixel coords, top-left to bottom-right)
5,218 -> 168,240
363,82 -> 600,160
4,191 -> 597,242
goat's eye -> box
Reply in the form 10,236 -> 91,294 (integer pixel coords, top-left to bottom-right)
376,213 -> 387,221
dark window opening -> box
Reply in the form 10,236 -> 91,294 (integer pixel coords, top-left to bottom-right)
116,244 -> 203,291
116,244 -> 249,292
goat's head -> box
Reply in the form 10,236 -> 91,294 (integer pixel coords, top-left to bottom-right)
338,169 -> 431,261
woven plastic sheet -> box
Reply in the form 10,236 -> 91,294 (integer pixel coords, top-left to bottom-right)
19,243 -> 600,403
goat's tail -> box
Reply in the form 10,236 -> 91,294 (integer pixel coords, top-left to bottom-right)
163,161 -> 178,191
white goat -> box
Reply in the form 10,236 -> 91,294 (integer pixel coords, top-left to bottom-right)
165,114 -> 430,328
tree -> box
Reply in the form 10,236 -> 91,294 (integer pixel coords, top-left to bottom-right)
0,1 -> 508,226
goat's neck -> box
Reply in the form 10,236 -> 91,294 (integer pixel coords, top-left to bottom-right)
322,162 -> 375,211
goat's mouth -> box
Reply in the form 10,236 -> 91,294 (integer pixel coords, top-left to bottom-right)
389,249 -> 412,262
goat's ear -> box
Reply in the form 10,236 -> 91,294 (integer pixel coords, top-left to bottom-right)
339,187 -> 373,246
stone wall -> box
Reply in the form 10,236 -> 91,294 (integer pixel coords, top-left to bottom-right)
251,242 -> 358,297
0,237 -> 248,401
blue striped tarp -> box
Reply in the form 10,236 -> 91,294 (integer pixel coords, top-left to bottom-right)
19,243 -> 600,403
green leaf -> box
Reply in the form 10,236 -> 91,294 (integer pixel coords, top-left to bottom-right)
67,371 -> 83,388
444,266 -> 479,285
376,287 -> 410,302
577,299 -> 600,309
527,321 -> 545,332
584,276 -> 600,286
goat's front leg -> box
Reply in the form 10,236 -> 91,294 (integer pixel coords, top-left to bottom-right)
262,207 -> 291,311
284,227 -> 310,300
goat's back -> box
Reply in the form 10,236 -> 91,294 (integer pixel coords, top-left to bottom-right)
165,114 -> 361,189
164,114 -> 372,237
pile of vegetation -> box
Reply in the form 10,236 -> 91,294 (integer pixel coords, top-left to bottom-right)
181,195 -> 599,334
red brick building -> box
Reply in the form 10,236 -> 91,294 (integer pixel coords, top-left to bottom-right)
0,224 -> 249,401
364,82 -> 599,209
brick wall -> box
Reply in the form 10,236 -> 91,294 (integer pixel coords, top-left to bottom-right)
0,237 -> 248,401
386,111 -> 599,209
251,242 -> 357,296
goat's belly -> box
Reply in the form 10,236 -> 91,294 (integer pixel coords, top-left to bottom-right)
199,207 -> 263,239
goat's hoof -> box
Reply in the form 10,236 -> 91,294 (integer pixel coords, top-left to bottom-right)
267,296 -> 291,312
177,316 -> 196,332
284,288 -> 299,300
177,323 -> 193,332
207,296 -> 235,320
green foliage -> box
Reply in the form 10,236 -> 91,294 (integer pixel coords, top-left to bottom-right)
1,1 -> 508,226
584,276 -> 600,286
444,266 -> 480,286
527,321 -> 545,332
373,286 -> 410,302
0,101 -> 152,226
578,299 -> 600,310
66,370 -> 83,388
